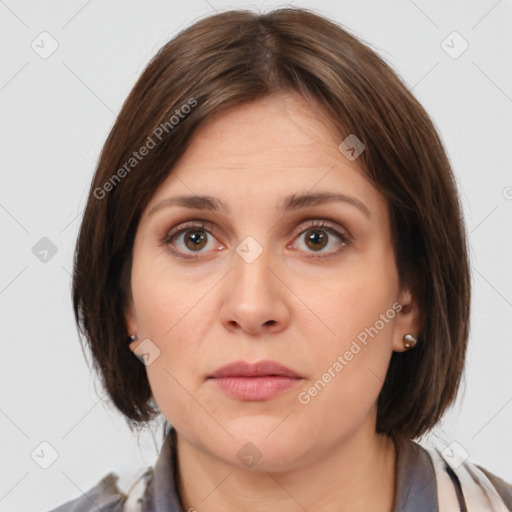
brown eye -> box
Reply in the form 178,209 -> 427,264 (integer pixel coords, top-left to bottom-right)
163,221 -> 221,258
291,220 -> 351,259
304,229 -> 329,251
183,230 -> 208,251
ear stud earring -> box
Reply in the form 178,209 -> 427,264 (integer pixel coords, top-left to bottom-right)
403,333 -> 417,350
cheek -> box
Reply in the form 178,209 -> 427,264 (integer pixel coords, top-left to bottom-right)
130,251 -> 215,403
299,255 -> 398,411
146,364 -> 203,432
310,254 -> 398,350
131,248 -> 189,338
297,315 -> 395,440
131,243 -> 220,336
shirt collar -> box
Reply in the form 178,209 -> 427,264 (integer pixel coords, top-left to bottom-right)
393,437 -> 438,511
142,427 -> 184,512
142,427 -> 439,512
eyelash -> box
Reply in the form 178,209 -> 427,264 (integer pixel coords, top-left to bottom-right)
162,220 -> 352,260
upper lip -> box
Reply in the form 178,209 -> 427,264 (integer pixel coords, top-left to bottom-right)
209,360 -> 303,379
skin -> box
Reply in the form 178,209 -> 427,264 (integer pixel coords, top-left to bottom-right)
125,91 -> 421,512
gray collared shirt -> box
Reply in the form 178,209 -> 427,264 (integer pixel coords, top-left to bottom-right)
48,427 -> 512,511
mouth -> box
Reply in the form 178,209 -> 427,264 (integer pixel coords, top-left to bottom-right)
209,360 -> 303,379
207,360 -> 304,401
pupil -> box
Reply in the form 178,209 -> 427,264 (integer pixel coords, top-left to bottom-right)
306,230 -> 327,251
186,231 -> 206,250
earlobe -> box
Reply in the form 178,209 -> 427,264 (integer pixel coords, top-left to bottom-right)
392,288 -> 423,353
124,303 -> 139,353
127,334 -> 139,353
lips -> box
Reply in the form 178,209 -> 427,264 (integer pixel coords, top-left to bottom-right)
208,360 -> 304,401
209,360 -> 302,379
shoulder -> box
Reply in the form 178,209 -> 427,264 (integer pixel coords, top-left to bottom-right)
47,468 -> 153,512
46,472 -> 125,512
422,443 -> 512,511
476,464 -> 512,510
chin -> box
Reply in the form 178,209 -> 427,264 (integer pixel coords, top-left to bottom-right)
212,418 -> 310,471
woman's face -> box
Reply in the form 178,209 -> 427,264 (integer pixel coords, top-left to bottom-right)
126,92 -> 420,470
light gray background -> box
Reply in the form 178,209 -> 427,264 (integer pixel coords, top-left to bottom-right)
0,0 -> 511,510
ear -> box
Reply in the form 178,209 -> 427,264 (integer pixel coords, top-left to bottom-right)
392,287 -> 423,353
124,298 -> 139,354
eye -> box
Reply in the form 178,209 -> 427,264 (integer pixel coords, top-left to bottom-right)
162,221 -> 222,259
162,219 -> 351,260
290,220 -> 351,259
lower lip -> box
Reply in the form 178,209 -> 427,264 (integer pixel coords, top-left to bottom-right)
210,376 -> 302,401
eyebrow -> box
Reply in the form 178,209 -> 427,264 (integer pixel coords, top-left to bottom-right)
148,191 -> 371,219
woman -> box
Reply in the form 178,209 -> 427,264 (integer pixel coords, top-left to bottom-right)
49,6 -> 512,512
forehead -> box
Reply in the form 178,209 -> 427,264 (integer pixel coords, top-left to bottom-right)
182,92 -> 343,167
144,92 -> 385,220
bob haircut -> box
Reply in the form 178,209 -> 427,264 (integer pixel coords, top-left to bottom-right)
72,7 -> 470,443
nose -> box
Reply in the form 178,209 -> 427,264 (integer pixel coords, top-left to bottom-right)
219,242 -> 291,337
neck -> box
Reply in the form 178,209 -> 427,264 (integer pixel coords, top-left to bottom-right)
175,427 -> 397,512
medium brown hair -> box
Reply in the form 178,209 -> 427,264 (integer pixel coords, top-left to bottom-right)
72,7 -> 470,442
